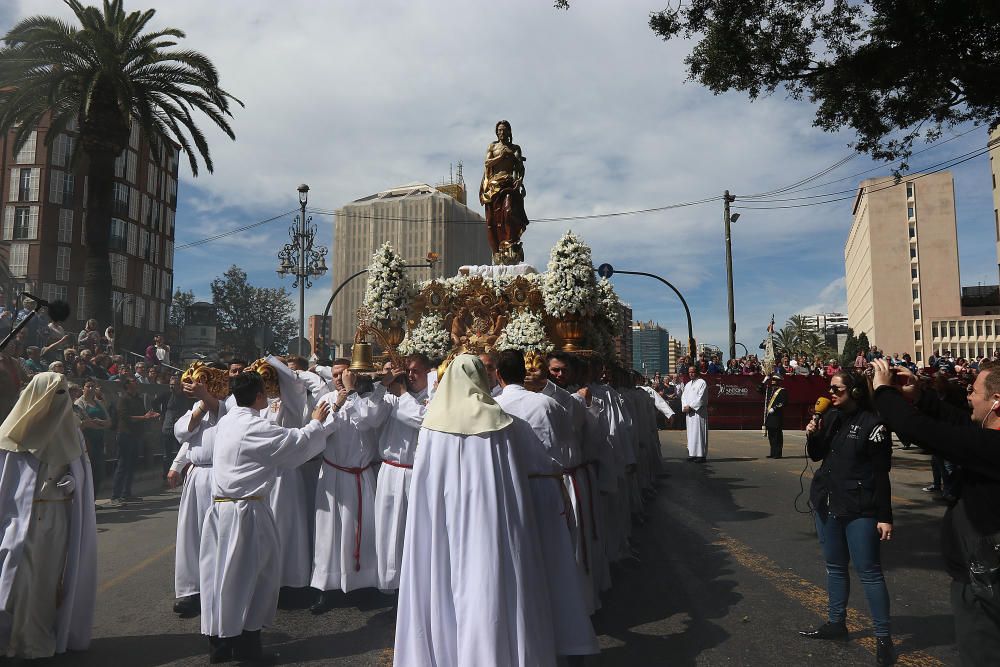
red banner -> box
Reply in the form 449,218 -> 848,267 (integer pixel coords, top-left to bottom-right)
700,374 -> 829,430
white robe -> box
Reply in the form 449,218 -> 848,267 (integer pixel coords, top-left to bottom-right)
0,440 -> 96,658
496,385 -> 599,656
372,387 -> 427,590
171,403 -> 219,598
199,406 -> 327,639
681,377 -> 709,457
541,381 -> 600,613
311,389 -> 382,592
393,420 -> 557,667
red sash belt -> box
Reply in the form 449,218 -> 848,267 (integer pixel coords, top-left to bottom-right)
380,459 -> 413,470
323,458 -> 375,572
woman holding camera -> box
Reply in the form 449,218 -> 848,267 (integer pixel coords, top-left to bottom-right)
802,369 -> 895,666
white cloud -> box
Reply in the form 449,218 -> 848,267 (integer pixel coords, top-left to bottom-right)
796,277 -> 848,316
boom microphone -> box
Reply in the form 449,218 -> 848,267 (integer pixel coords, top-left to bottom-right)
21,293 -> 71,323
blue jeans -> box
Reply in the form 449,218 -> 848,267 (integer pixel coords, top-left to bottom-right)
112,432 -> 139,499
815,511 -> 891,637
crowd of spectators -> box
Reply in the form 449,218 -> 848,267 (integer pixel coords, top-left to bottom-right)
1,306 -> 186,506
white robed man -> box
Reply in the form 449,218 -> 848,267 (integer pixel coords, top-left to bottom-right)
542,351 -> 606,611
255,356 -> 317,606
167,367 -> 228,618
394,354 -> 557,666
369,353 -> 431,591
199,371 -> 331,663
681,364 -> 709,461
310,359 -> 383,612
0,372 -> 97,659
495,350 -> 600,662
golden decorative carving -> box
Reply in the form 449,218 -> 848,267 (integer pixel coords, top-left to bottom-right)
247,358 -> 281,398
180,361 -> 230,399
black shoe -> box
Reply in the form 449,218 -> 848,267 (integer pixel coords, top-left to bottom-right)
309,591 -> 336,615
876,636 -> 895,665
921,485 -> 940,493
208,636 -> 233,664
173,594 -> 200,617
799,621 -> 849,640
696,457 -> 707,463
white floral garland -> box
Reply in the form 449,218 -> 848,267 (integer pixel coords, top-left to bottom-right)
495,309 -> 554,353
542,231 -> 598,318
363,242 -> 412,323
398,312 -> 451,360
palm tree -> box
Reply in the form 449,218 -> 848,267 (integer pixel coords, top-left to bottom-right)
0,0 -> 240,324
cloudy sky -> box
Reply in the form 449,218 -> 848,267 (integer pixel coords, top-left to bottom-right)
7,0 -> 997,352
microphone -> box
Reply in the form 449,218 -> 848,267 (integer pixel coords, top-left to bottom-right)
21,293 -> 71,322
812,396 -> 832,425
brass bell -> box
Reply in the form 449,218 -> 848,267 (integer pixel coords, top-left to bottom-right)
349,342 -> 376,372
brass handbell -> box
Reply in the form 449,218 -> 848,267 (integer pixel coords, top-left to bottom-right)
349,342 -> 376,372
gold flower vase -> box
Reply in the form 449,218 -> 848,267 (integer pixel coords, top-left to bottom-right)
555,314 -> 584,351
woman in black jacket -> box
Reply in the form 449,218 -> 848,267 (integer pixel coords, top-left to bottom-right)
801,369 -> 895,666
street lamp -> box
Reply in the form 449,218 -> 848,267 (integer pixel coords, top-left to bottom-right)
724,191 -> 738,363
277,184 -> 328,357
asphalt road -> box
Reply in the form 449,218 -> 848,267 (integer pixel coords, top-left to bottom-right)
36,429 -> 960,666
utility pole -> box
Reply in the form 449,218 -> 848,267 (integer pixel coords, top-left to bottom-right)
724,190 -> 737,362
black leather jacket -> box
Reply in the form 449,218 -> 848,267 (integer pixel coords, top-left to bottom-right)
807,407 -> 893,523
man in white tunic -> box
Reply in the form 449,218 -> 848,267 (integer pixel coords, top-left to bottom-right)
167,373 -> 226,617
681,365 -> 709,461
371,353 -> 430,591
495,350 -> 599,661
310,360 -> 382,612
199,372 -> 330,663
0,372 -> 96,659
394,354 -> 556,667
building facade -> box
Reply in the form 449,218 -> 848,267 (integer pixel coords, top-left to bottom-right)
329,180 -> 490,353
306,314 -> 331,361
0,114 -> 179,353
846,152 -> 1000,363
631,320 -> 670,376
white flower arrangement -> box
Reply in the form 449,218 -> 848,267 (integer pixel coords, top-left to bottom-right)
495,309 -> 554,353
596,277 -> 623,332
398,312 -> 451,360
363,242 -> 412,323
542,231 -> 598,318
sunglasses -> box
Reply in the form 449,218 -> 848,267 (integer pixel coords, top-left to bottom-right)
828,385 -> 847,394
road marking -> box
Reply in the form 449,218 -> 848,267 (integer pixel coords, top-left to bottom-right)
713,532 -> 944,666
97,542 -> 176,594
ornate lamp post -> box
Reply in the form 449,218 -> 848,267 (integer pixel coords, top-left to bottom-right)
277,184 -> 328,357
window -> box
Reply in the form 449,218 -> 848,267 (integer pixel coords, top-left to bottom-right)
906,182 -> 914,198
48,170 -> 74,205
908,205 -> 915,219
142,264 -> 153,295
914,308 -> 920,320
135,297 -> 145,328
912,287 -> 919,300
978,321 -> 984,337
127,222 -> 138,256
127,151 -> 137,183
122,298 -> 134,327
57,209 -> 73,243
14,131 -> 36,164
910,247 -> 917,259
56,246 -> 71,281
149,301 -> 157,331
916,350 -> 922,362
8,243 -> 28,276
110,253 -> 127,288
912,267 -> 918,279
77,287 -> 86,318
51,134 -> 73,167
129,186 -> 139,220
950,322 -> 957,337
989,321 -> 995,337
3,206 -> 37,240
112,182 -> 129,216
43,283 -> 67,304
15,167 -> 39,201
932,322 -> 939,338
129,121 -> 139,150
915,329 -> 921,341
114,151 -> 126,178
909,223 -> 916,239
960,321 -> 966,336
109,218 -> 127,251
139,228 -> 149,259
80,211 -> 87,245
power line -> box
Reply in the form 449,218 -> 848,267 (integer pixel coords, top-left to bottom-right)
174,209 -> 298,250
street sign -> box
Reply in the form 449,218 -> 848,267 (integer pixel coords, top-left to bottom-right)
597,263 -> 614,279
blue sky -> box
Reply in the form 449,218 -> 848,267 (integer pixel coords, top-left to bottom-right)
10,1 -> 997,352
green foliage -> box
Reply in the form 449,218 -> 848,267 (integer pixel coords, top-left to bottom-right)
857,332 -> 871,355
210,266 -> 296,360
840,328 -> 859,367
563,0 -> 1000,167
169,288 -> 195,329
